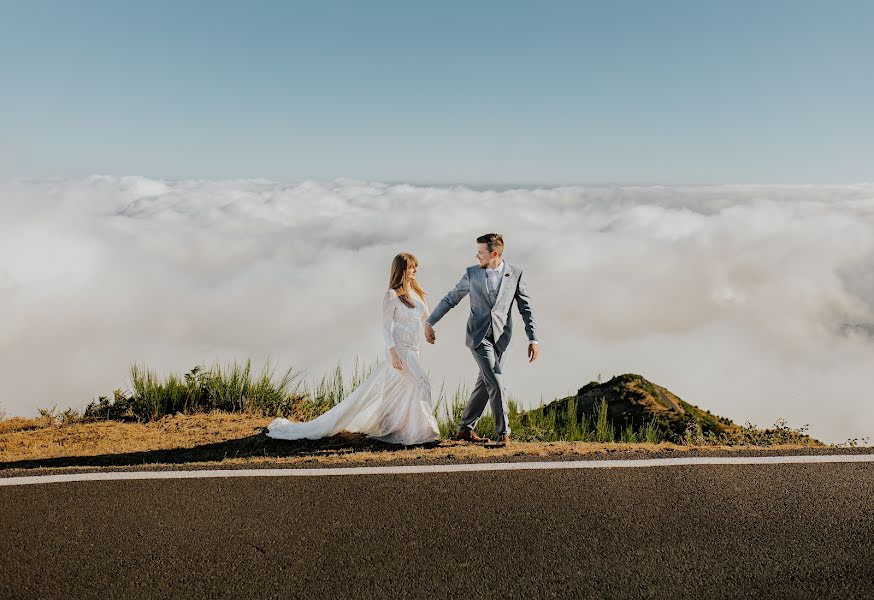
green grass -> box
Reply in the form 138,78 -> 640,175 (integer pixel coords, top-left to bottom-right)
432,388 -> 664,444
19,356 -> 821,447
96,358 -> 307,422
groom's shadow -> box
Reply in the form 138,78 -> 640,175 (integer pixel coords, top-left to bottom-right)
0,428 -> 443,472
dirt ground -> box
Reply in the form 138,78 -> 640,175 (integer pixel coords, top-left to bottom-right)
0,411 -> 833,476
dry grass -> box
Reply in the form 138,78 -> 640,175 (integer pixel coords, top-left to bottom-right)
0,412 -> 269,461
0,411 -> 826,474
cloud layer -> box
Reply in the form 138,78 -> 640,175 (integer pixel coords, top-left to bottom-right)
1,176 -> 873,443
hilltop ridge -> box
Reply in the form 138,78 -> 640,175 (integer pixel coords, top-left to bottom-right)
529,373 -> 821,445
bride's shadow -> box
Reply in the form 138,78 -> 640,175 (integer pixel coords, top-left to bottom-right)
0,429 -> 443,472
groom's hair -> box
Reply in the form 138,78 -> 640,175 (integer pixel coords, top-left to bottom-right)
477,233 -> 504,255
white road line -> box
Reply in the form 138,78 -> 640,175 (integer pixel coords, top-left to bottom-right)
1,454 -> 872,487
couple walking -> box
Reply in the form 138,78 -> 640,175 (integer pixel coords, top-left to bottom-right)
266,233 -> 540,447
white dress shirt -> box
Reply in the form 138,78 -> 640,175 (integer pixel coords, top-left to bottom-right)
485,260 -> 505,295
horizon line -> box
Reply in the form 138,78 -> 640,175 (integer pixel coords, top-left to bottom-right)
5,174 -> 874,190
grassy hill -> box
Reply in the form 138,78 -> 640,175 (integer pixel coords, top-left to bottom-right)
3,360 -> 823,450
522,373 -> 820,445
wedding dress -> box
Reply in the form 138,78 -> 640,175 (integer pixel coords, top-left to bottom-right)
265,288 -> 440,446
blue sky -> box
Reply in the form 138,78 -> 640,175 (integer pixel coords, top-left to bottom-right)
1,0 -> 872,184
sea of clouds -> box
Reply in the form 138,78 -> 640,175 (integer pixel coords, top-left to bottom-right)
1,175 -> 872,444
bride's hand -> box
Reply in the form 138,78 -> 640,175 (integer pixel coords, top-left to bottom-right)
390,348 -> 404,370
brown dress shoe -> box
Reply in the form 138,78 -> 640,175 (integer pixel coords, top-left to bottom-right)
495,434 -> 511,447
454,429 -> 488,443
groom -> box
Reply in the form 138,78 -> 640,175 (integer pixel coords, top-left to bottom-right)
425,233 -> 539,446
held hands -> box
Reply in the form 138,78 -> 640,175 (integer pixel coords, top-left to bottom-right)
389,348 -> 404,371
424,323 -> 436,344
528,342 -> 540,363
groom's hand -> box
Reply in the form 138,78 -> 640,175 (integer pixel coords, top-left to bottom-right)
528,343 -> 540,363
424,323 -> 436,344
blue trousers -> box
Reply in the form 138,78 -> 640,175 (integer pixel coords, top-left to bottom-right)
458,332 -> 509,436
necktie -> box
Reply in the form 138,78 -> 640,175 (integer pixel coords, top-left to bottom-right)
486,270 -> 499,304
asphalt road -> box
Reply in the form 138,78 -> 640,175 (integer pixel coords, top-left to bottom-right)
2,455 -> 873,599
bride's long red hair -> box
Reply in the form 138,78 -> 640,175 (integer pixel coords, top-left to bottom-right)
389,252 -> 426,308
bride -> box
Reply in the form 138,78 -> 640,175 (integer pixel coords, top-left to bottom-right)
265,252 -> 441,446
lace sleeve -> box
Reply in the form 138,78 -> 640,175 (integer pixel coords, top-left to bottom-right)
382,289 -> 396,350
